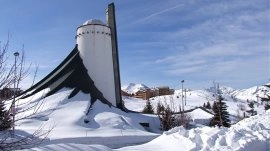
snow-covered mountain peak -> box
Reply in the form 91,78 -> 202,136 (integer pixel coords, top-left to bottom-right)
121,83 -> 149,94
219,86 -> 236,95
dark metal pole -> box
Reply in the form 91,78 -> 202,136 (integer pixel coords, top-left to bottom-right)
185,88 -> 187,105
181,80 -> 184,112
12,51 -> 19,137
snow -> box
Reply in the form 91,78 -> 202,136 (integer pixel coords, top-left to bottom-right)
219,86 -> 236,95
12,84 -> 270,151
15,88 -> 160,149
121,83 -> 149,94
189,108 -> 213,125
117,111 -> 270,151
231,85 -> 270,102
122,96 -> 146,112
21,111 -> 270,151
83,19 -> 105,25
20,144 -> 112,151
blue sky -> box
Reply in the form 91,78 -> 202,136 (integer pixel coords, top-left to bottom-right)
0,0 -> 269,90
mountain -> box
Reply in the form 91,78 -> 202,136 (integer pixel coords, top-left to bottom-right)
206,84 -> 270,103
231,85 -> 270,102
121,83 -> 149,94
219,86 -> 236,95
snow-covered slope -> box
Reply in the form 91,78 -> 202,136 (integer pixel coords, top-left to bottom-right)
16,88 -> 160,148
123,85 -> 268,124
121,83 -> 149,94
219,86 -> 236,95
232,85 -> 270,102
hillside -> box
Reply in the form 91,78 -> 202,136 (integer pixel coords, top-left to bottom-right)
123,83 -> 270,123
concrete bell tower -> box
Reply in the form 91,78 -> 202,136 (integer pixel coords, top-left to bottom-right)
76,3 -> 123,109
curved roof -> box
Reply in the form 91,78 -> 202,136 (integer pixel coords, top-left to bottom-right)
83,19 -> 105,25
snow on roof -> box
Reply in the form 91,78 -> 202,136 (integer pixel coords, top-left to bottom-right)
189,108 -> 213,120
83,19 -> 105,25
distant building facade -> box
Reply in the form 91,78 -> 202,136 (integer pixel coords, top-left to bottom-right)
133,86 -> 174,100
121,90 -> 130,97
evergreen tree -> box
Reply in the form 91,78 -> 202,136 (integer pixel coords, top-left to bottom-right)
0,100 -> 12,131
206,101 -> 211,109
156,102 -> 174,131
142,100 -> 154,114
209,96 -> 231,127
246,101 -> 257,116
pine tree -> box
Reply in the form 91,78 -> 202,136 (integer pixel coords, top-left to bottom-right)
142,100 -> 154,114
206,101 -> 211,109
210,96 -> 231,127
246,101 -> 257,116
156,102 -> 174,131
0,100 -> 12,131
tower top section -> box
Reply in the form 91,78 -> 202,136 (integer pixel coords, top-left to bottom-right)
82,19 -> 105,26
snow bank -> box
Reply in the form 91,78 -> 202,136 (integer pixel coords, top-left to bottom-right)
118,111 -> 270,151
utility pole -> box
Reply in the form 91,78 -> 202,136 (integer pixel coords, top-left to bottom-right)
12,51 -> 19,137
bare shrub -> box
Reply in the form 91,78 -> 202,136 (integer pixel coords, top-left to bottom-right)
156,98 -> 192,130
174,113 -> 192,128
0,36 -> 53,150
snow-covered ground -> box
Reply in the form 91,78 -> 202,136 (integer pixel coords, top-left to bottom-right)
10,84 -> 270,150
15,88 -> 160,149
118,111 -> 270,151
20,111 -> 270,151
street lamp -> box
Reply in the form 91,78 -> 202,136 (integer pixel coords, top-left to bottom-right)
181,80 -> 184,112
12,51 -> 19,137
185,88 -> 187,106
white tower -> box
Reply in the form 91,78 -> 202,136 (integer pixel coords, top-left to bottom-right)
76,20 -> 118,107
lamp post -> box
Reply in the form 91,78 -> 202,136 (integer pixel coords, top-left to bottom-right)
12,51 -> 19,137
181,80 -> 184,112
185,88 -> 187,106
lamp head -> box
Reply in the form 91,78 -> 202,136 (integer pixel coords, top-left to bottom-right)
14,52 -> 19,56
